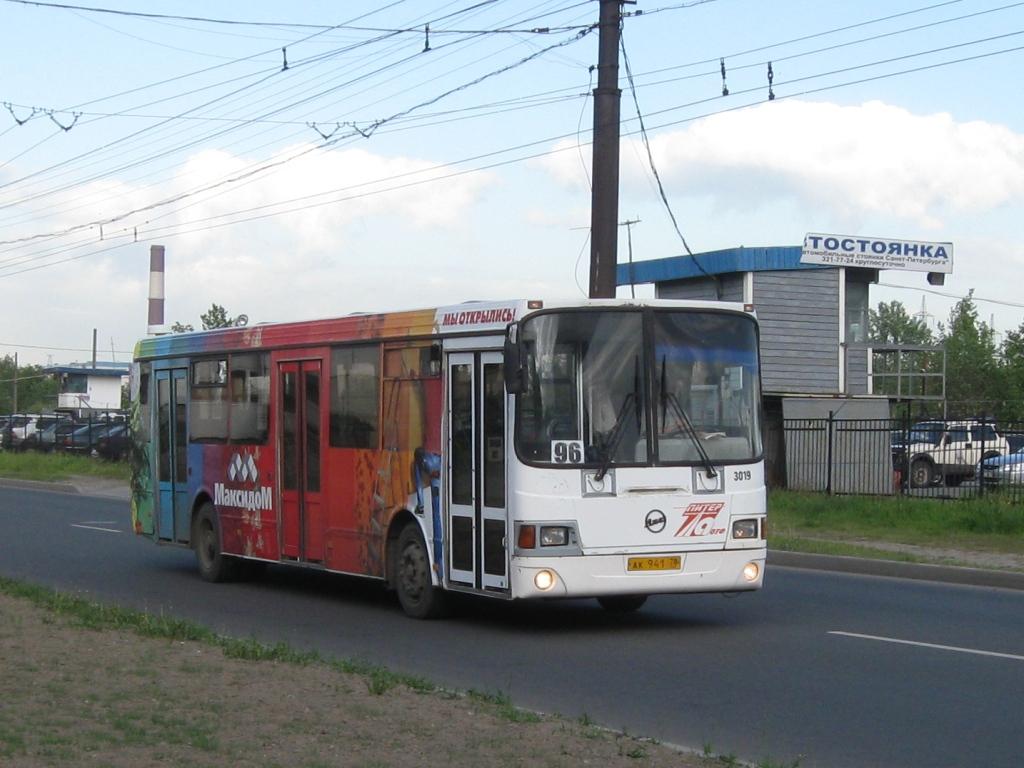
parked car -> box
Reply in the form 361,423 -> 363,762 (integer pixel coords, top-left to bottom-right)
94,423 -> 130,460
904,420 -> 1008,488
980,447 -> 1024,487
19,415 -> 75,451
891,421 -> 946,472
61,421 -> 123,454
0,414 -> 44,450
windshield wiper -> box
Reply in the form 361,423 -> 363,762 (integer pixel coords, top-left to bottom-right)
659,356 -> 717,478
595,392 -> 635,481
595,357 -> 641,481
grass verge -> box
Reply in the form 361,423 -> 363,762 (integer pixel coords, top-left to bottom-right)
0,450 -> 128,483
769,490 -> 1024,570
1,576 -> 789,767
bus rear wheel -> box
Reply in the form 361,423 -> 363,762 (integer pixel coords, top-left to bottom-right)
192,502 -> 238,583
395,524 -> 447,619
597,595 -> 648,613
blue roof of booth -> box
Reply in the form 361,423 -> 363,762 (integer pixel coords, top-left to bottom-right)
616,245 -> 827,286
45,363 -> 130,378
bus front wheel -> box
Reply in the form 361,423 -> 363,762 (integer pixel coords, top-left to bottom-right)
395,524 -> 447,619
192,502 -> 238,583
597,595 -> 648,613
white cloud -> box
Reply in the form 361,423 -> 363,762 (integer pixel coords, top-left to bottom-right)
1,143 -> 497,364
537,99 -> 1024,228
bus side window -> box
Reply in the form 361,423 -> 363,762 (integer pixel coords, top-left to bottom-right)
190,359 -> 229,441
330,345 -> 380,449
229,353 -> 269,443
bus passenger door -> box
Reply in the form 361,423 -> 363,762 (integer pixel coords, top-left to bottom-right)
155,368 -> 189,543
447,351 -> 508,591
278,360 -> 325,563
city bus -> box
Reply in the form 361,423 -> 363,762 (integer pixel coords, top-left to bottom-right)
130,298 -> 766,618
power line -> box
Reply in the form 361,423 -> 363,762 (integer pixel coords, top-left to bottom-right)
0,1 -> 592,218
0,0 -> 983,217
0,341 -> 133,353
1,1 -> 1020,280
0,25 -> 595,250
620,30 -> 698,261
3,36 -> 1023,280
877,283 -> 1024,311
1,0 -> 589,35
6,21 -> 1013,256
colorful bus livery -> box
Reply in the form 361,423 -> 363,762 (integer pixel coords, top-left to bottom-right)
131,299 -> 767,618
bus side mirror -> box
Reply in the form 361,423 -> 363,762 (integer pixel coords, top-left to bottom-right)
503,323 -> 525,394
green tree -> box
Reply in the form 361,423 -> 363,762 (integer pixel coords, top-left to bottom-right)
200,303 -> 232,330
170,304 -> 246,333
999,323 -> 1024,421
940,290 -> 1003,415
869,300 -> 933,344
0,355 -> 59,414
868,300 -> 939,403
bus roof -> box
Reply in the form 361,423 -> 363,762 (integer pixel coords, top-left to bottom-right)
133,297 -> 751,361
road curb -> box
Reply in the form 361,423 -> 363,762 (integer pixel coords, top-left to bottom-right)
0,477 -> 129,501
769,549 -> 1024,591
0,477 -> 79,495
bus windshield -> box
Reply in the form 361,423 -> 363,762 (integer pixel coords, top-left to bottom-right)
515,309 -> 762,468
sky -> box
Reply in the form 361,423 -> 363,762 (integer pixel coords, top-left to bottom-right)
0,0 -> 1022,367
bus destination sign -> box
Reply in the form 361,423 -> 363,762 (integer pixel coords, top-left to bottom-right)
801,233 -> 953,274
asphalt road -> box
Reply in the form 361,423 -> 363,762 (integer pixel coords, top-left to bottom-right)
1,485 -> 1022,768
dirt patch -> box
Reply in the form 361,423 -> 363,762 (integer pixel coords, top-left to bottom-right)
793,535 -> 1024,572
0,594 -> 717,768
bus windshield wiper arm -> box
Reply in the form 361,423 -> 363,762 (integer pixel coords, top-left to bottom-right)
663,390 -> 717,479
595,392 -> 635,482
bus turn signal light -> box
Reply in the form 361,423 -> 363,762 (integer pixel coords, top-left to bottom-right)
518,525 -> 536,549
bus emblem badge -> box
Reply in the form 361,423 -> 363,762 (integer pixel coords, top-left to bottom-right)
644,509 -> 666,533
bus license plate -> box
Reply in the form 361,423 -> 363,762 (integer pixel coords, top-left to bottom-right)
627,556 -> 681,572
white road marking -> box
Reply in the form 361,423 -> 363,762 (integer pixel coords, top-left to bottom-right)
70,524 -> 122,534
829,631 -> 1024,662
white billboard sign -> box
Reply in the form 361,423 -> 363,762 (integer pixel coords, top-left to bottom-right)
801,233 -> 953,274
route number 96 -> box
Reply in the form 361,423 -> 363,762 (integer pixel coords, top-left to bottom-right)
551,440 -> 584,464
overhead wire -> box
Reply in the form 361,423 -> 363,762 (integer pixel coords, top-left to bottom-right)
0,16 -> 596,248
1,0 -> 1020,279
0,1 -> 598,237
4,30 -> 1022,281
0,0 -> 587,211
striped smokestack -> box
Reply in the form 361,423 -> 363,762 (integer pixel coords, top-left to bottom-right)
147,244 -> 165,335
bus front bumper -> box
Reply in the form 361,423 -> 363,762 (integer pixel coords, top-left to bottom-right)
510,548 -> 766,599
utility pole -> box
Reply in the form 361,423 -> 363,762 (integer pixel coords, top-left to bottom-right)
588,0 -> 624,299
621,217 -> 641,297
12,352 -> 17,414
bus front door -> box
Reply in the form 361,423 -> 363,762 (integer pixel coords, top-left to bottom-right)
278,360 -> 325,563
447,351 -> 508,592
155,368 -> 189,543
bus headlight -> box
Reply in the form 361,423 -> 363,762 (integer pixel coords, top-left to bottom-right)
534,569 -> 557,591
732,519 -> 758,539
540,526 -> 569,546
742,562 -> 760,582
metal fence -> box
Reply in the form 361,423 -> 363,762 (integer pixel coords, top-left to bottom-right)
0,411 -> 127,458
769,415 -> 1024,501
